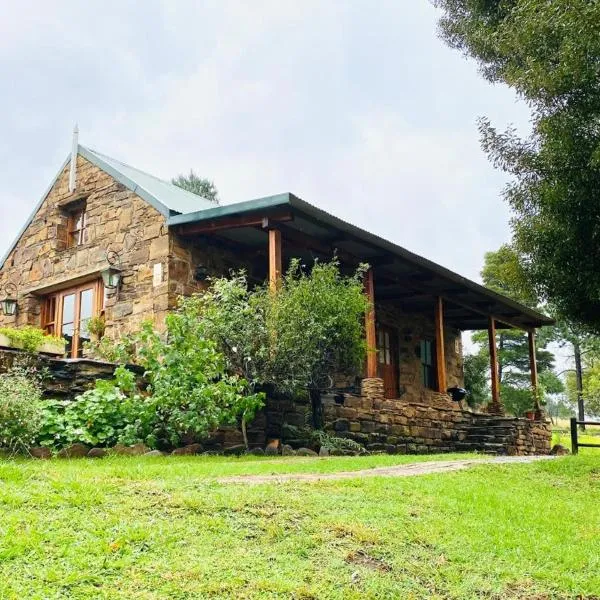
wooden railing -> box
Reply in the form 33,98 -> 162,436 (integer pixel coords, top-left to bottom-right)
570,417 -> 600,455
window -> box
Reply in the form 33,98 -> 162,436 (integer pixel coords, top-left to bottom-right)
420,339 -> 436,389
67,206 -> 88,247
41,280 -> 104,358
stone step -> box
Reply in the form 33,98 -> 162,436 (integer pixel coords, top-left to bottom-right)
465,434 -> 513,443
454,442 -> 511,453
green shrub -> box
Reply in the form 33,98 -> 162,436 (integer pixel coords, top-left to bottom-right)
0,368 -> 45,452
38,367 -> 156,449
311,430 -> 365,454
60,316 -> 264,449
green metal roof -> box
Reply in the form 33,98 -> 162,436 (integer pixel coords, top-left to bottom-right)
80,146 -> 216,216
168,192 -> 554,330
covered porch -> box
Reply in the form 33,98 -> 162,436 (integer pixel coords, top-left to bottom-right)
169,192 -> 553,418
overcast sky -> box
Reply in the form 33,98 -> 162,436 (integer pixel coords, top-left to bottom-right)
0,1 -> 531,282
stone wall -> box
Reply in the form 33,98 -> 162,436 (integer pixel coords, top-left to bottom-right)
376,302 -> 464,408
318,379 -> 551,455
168,232 -> 267,309
0,349 -> 550,455
0,347 -> 127,399
0,155 -> 171,337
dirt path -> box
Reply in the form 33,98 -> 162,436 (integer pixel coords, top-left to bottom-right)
218,455 -> 555,484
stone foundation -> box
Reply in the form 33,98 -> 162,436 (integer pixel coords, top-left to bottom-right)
0,352 -> 552,455
318,378 -> 551,455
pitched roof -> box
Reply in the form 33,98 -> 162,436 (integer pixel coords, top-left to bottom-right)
0,146 -> 215,268
169,193 -> 555,330
79,146 -> 216,216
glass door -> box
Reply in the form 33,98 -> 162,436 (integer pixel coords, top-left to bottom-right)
43,280 -> 103,358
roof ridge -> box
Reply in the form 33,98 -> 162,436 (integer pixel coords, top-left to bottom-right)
81,145 -> 213,203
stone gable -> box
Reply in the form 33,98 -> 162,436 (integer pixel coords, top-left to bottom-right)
0,155 -> 171,337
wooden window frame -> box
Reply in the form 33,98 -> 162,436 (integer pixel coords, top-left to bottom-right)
420,339 -> 437,390
67,206 -> 88,248
41,279 -> 104,358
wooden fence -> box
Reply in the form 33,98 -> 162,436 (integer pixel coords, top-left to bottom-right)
570,417 -> 600,455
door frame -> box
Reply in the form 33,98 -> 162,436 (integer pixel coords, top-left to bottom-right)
42,279 -> 104,358
376,324 -> 399,399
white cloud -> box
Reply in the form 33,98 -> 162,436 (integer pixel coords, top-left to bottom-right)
0,0 -> 530,288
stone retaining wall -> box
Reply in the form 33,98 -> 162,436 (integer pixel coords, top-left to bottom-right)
319,378 -> 551,455
0,351 -> 551,455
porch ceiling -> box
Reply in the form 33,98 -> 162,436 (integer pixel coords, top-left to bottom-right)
169,193 -> 553,332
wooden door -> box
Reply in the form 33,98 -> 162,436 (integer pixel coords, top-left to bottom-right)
377,326 -> 398,399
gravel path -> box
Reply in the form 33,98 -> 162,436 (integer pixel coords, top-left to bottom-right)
218,455 -> 555,484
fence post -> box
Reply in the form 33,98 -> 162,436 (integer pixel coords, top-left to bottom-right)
570,417 -> 579,455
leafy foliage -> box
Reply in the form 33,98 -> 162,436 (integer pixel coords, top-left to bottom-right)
435,1 -> 600,329
37,367 -> 155,449
0,367 -> 45,452
309,430 -> 365,454
172,170 -> 219,204
82,312 -> 264,449
171,260 -> 368,397
463,353 -> 489,408
266,259 -> 369,395
0,326 -> 65,353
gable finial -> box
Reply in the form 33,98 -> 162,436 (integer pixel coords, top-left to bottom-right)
68,124 -> 79,193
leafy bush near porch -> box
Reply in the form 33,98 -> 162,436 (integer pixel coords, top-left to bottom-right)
178,259 -> 369,430
0,367 -> 45,452
49,309 -> 264,450
37,367 -> 155,449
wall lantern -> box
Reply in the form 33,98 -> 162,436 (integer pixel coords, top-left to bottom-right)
0,283 -> 18,316
101,267 -> 122,290
102,249 -> 123,292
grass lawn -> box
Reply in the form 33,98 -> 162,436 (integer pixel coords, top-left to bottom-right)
0,453 -> 598,599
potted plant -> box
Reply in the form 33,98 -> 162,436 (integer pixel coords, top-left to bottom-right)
86,316 -> 106,342
0,326 -> 66,356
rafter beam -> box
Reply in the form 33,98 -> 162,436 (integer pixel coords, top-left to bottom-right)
176,211 -> 293,235
444,296 -> 530,331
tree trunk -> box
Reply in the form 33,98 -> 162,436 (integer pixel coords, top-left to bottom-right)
241,417 -> 249,449
574,341 -> 585,431
310,389 -> 323,430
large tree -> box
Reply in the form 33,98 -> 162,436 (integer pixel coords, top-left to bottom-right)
434,1 -> 600,330
172,170 -> 219,204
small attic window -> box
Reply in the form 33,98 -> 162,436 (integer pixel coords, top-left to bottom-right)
61,199 -> 88,248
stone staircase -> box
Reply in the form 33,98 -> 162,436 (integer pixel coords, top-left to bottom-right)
457,415 -> 521,454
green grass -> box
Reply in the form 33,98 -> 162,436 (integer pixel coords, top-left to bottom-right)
0,453 -> 598,599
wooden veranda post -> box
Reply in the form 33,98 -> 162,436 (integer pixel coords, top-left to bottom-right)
435,297 -> 447,393
268,228 -> 282,292
364,267 -> 377,378
528,330 -> 541,413
487,316 -> 503,414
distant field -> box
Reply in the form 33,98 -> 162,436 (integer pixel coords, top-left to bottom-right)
0,453 -> 598,599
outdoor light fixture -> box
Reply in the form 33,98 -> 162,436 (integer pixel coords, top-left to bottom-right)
102,249 -> 123,291
101,267 -> 122,290
0,283 -> 18,316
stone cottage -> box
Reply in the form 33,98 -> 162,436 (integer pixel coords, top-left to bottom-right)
0,142 -> 554,454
